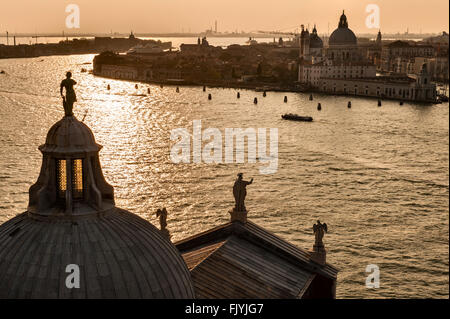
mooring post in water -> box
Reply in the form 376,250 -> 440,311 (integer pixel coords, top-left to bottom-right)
284,96 -> 288,103
309,94 -> 313,101
237,92 -> 240,99
348,101 -> 351,108
378,99 -> 382,107
317,103 -> 322,111
208,93 -> 212,100
254,97 -> 258,104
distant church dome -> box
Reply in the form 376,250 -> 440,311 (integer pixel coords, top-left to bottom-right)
329,11 -> 357,46
0,114 -> 195,298
309,26 -> 323,49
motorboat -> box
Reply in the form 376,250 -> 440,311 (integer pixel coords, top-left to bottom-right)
281,113 -> 313,122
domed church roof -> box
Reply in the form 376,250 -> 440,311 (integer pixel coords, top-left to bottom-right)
41,116 -> 101,155
0,112 -> 195,299
0,207 -> 195,298
329,11 -> 357,46
310,25 -> 323,49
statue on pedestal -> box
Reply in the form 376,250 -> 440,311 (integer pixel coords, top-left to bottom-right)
233,173 -> 253,212
60,71 -> 77,116
313,220 -> 327,248
156,207 -> 171,239
311,220 -> 328,265
229,173 -> 253,223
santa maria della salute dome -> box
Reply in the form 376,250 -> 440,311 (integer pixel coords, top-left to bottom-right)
0,113 -> 195,299
329,10 -> 357,46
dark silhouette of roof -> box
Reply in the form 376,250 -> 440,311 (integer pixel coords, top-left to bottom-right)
176,220 -> 338,299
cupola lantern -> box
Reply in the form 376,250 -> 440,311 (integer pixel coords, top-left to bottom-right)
28,76 -> 115,217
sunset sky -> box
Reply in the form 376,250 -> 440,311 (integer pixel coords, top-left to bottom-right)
0,0 -> 448,34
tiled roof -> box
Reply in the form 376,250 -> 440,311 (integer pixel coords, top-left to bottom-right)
176,221 -> 338,299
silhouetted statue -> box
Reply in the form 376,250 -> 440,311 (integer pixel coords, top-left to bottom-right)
313,220 -> 327,247
60,72 -> 77,116
233,173 -> 253,212
156,208 -> 168,231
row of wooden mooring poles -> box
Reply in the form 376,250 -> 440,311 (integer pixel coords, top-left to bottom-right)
105,84 -> 405,106
309,93 -> 406,111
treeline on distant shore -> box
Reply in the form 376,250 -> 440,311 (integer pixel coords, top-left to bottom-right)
0,37 -> 170,60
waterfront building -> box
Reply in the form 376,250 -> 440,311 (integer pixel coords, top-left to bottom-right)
299,25 -> 324,64
299,11 -> 376,88
100,64 -> 139,80
319,64 -> 435,101
381,40 -> 435,73
298,10 -> 437,102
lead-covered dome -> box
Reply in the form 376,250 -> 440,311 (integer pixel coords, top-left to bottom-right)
0,208 -> 195,298
329,11 -> 357,46
41,115 -> 101,155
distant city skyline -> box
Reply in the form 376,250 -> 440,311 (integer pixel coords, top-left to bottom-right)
0,0 -> 448,35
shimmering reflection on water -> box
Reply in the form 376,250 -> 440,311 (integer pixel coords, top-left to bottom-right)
0,54 -> 448,298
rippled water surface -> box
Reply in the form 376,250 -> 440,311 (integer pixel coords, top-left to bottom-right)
0,54 -> 448,298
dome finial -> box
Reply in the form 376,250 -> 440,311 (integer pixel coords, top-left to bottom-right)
338,10 -> 348,28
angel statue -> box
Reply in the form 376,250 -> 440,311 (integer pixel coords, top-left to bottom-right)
313,220 -> 328,247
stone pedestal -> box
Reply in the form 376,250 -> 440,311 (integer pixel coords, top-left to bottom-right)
229,209 -> 248,223
310,244 -> 326,265
160,228 -> 171,240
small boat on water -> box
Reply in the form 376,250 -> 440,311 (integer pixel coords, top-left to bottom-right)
281,113 -> 313,122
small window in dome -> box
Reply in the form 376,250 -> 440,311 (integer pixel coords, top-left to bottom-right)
57,160 -> 67,199
72,159 -> 83,199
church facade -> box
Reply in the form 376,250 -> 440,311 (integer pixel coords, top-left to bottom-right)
298,11 -> 437,103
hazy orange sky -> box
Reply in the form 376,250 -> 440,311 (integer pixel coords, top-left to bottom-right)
0,0 -> 448,34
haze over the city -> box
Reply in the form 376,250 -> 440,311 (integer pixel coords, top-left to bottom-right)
0,0 -> 448,35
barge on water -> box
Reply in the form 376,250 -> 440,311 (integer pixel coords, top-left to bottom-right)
281,113 -> 313,122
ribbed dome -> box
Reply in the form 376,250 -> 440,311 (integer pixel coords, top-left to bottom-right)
0,208 -> 195,298
40,116 -> 101,155
329,28 -> 357,46
0,109 -> 195,299
329,11 -> 357,46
